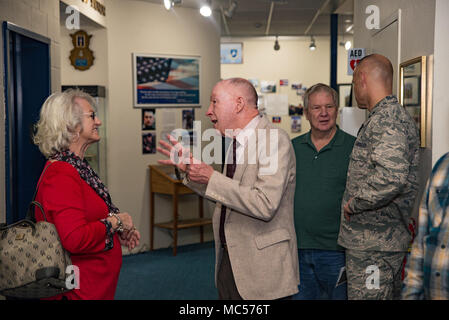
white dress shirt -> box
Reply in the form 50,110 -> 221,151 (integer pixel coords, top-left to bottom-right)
227,114 -> 261,166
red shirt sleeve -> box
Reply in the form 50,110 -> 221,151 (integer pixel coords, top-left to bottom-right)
36,162 -> 110,254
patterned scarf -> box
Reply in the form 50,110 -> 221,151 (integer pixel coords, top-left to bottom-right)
50,150 -> 119,214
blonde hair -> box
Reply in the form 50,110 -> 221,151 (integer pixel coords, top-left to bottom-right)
33,89 -> 96,158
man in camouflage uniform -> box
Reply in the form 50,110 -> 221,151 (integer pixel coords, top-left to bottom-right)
338,54 -> 420,300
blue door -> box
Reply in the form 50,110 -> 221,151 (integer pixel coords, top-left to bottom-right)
3,22 -> 50,223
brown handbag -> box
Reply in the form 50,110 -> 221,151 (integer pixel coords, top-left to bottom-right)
0,163 -> 72,299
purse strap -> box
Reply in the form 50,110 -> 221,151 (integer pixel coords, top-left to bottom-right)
26,161 -> 55,222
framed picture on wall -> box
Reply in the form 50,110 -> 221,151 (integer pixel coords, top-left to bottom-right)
338,83 -> 352,107
220,42 -> 243,64
133,53 -> 200,107
142,132 -> 156,154
142,108 -> 156,130
399,56 -> 427,147
403,76 -> 420,106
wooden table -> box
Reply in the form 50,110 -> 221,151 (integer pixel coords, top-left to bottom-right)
149,165 -> 212,256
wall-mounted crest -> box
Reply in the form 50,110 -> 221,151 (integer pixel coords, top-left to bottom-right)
69,30 -> 94,71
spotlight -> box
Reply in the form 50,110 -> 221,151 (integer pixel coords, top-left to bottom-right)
224,1 -> 237,18
344,40 -> 351,50
274,36 -> 280,51
200,1 -> 212,17
163,0 -> 181,10
339,40 -> 352,51
309,36 -> 316,51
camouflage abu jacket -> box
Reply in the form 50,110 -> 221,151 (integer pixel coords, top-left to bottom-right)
337,95 -> 420,252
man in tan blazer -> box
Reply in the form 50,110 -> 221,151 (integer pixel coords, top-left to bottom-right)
158,78 -> 299,300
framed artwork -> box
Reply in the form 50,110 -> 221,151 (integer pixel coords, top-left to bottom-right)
133,53 -> 200,107
338,83 -> 352,107
399,56 -> 427,147
142,132 -> 156,154
142,108 -> 156,130
403,76 -> 420,106
220,42 -> 243,64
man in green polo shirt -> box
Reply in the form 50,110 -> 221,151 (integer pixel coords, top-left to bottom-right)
291,83 -> 355,300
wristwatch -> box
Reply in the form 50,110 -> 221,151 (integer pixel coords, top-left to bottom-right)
108,212 -> 124,233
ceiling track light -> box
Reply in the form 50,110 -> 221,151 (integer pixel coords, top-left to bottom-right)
163,0 -> 182,11
346,24 -> 354,33
200,0 -> 212,17
274,35 -> 280,51
224,1 -> 237,18
345,41 -> 351,50
339,32 -> 352,51
309,36 -> 316,51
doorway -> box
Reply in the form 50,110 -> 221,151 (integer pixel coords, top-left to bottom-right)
369,10 -> 401,95
3,22 -> 51,223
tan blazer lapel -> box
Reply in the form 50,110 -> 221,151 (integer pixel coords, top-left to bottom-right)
232,115 -> 269,182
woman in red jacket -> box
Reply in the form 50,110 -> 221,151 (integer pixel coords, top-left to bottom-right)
33,89 -> 140,300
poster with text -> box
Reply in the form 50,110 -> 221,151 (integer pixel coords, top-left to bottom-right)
133,53 -> 200,107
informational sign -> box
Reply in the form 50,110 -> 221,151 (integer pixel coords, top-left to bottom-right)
347,48 -> 366,75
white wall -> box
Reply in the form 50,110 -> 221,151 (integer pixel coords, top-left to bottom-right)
0,0 -> 61,223
432,0 -> 449,164
221,36 -> 353,139
105,0 -> 221,252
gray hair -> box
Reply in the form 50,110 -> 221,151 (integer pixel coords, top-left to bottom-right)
303,83 -> 339,110
33,89 -> 96,158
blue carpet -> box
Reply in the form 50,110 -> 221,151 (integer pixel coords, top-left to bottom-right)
115,241 -> 218,300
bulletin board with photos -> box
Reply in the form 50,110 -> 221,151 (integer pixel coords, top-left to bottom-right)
248,77 -> 309,133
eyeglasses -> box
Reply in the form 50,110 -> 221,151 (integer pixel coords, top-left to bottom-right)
83,112 -> 97,120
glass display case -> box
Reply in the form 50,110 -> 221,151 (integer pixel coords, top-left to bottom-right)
62,85 -> 107,184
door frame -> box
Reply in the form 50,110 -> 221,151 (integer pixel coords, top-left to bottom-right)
369,9 -> 402,95
3,22 -> 51,222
